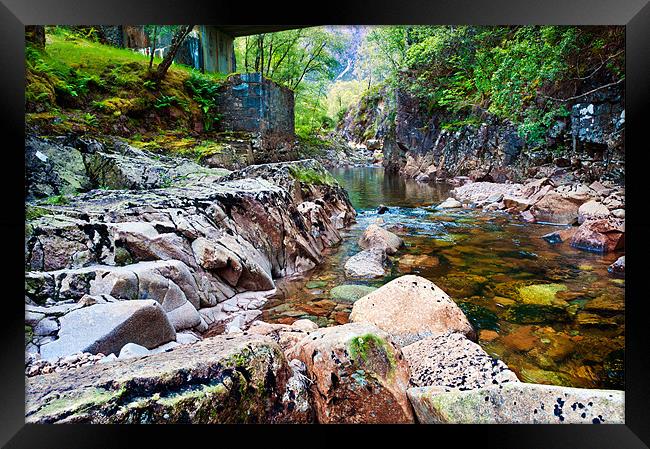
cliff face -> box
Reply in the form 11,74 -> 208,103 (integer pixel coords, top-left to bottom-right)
344,84 -> 624,185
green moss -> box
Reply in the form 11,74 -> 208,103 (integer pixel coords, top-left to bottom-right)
31,387 -> 120,420
25,205 -> 52,221
518,283 -> 567,305
504,303 -> 572,324
458,302 -> 500,331
347,333 -> 397,378
25,325 -> 33,346
288,167 -> 338,186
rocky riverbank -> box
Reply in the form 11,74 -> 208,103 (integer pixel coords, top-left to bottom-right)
434,173 -> 625,260
26,274 -> 624,424
25,135 -> 356,366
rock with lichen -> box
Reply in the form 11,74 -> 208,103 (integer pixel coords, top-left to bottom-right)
286,322 -> 414,423
26,333 -> 313,423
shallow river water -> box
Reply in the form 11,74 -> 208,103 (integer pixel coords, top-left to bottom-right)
261,166 -> 625,389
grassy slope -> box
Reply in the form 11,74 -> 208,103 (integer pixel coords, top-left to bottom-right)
25,29 -> 238,161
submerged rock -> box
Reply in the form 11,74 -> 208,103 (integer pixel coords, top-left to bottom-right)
517,283 -> 567,306
407,382 -> 624,424
349,275 -> 476,346
27,334 -> 312,423
287,322 -> 414,423
541,228 -> 577,244
330,285 -> 377,303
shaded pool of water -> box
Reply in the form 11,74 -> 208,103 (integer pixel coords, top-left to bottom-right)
261,166 -> 624,389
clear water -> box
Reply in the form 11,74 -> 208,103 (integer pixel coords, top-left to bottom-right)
261,166 -> 624,389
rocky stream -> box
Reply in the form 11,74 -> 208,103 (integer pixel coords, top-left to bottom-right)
24,135 -> 625,424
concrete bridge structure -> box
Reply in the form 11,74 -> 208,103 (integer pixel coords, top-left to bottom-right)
98,25 -> 307,74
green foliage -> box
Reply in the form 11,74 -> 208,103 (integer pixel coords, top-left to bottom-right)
41,194 -> 69,205
154,94 -> 178,109
288,166 -> 337,186
185,74 -> 223,131
82,112 -> 98,126
377,25 -> 625,146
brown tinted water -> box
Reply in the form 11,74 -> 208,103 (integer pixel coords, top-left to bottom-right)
261,166 -> 624,389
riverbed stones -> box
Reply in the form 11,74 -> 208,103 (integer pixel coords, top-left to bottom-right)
608,256 -> 625,276
529,191 -> 583,225
344,248 -> 387,278
407,382 -> 624,424
437,197 -> 462,209
287,322 -> 414,423
358,224 -> 404,255
349,275 -> 476,346
570,218 -> 625,253
578,200 -> 610,224
330,284 -> 377,303
39,300 -> 176,360
402,332 -> 519,389
27,333 -> 312,423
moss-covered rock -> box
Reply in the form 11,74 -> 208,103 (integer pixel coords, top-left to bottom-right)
287,322 -> 414,423
26,334 -> 313,423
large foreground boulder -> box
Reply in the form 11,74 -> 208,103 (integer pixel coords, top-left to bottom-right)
27,334 -> 312,423
358,224 -> 404,255
407,382 -> 624,424
287,322 -> 414,423
39,300 -> 176,360
402,333 -> 519,389
349,275 -> 476,346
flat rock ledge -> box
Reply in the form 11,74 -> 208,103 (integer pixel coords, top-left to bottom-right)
407,382 -> 624,424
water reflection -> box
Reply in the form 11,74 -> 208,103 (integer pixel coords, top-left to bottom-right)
261,166 -> 624,389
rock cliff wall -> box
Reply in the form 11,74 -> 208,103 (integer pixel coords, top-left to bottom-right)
341,85 -> 624,185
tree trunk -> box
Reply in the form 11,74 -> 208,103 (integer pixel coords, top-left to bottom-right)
25,26 -> 45,49
155,25 -> 193,81
148,26 -> 157,70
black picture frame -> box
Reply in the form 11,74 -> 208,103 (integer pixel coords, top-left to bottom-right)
1,0 -> 648,447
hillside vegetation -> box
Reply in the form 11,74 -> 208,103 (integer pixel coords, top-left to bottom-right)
26,27 -> 235,161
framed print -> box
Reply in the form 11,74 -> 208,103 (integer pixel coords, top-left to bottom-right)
1,0 -> 649,447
